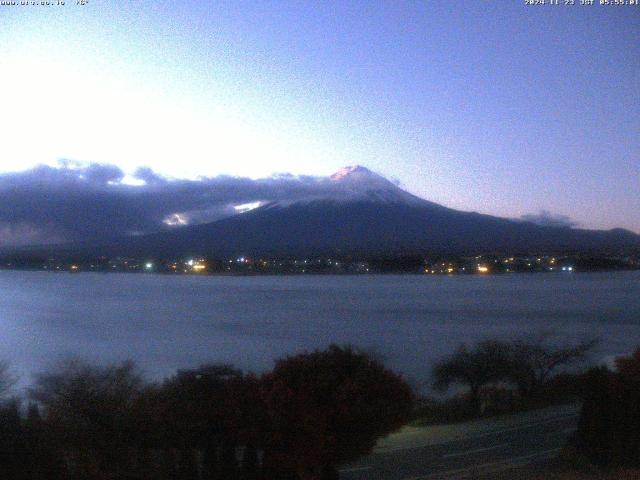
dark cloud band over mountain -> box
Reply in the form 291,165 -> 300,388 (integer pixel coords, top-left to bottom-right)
519,210 -> 578,229
0,162 -> 591,249
0,162 -> 355,247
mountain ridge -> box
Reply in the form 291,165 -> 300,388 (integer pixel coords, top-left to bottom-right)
6,166 -> 640,258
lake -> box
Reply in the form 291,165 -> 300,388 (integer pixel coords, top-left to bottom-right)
1,270 -> 639,391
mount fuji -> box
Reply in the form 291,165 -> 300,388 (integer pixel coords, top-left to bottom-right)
93,165 -> 640,258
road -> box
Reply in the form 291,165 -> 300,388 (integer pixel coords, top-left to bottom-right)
339,404 -> 580,480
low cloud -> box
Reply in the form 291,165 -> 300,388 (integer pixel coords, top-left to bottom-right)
0,161 -> 360,247
520,210 -> 578,228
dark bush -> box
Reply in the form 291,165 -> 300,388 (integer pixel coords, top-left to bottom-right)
575,349 -> 640,467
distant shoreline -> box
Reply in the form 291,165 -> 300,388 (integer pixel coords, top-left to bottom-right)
1,266 -> 638,276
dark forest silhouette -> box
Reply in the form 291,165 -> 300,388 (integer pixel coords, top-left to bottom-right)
0,345 -> 413,480
1,340 -> 638,479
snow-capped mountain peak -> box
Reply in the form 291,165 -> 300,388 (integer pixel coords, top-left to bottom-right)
330,165 -> 374,181
327,165 -> 424,205
330,165 -> 399,190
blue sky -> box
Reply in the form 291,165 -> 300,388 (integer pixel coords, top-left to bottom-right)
1,1 -> 639,232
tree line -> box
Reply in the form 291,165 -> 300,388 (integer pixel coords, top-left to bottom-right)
2,337 -> 638,478
0,346 -> 414,480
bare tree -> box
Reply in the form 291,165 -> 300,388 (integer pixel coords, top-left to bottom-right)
432,335 -> 598,413
506,334 -> 598,398
432,341 -> 511,415
28,357 -> 144,477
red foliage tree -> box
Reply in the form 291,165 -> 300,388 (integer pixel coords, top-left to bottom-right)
257,345 -> 414,480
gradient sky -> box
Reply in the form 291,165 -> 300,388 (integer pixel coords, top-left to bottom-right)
1,1 -> 639,232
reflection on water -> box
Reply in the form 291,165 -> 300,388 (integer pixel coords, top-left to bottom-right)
1,270 -> 639,389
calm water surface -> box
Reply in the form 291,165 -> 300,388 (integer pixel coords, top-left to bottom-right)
1,270 -> 639,389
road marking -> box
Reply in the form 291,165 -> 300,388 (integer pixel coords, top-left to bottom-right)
339,466 -> 372,473
402,447 -> 562,480
442,443 -> 508,458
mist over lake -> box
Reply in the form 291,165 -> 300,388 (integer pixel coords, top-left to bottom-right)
2,270 -> 639,391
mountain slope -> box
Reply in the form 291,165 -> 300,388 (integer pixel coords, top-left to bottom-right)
95,166 -> 640,257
